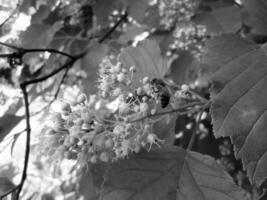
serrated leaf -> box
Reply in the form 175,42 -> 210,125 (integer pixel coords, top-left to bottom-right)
177,151 -> 245,200
119,40 -> 168,87
201,34 -> 267,186
0,115 -> 23,143
200,34 -> 256,80
241,0 -> 267,36
90,147 -> 244,200
194,5 -> 241,34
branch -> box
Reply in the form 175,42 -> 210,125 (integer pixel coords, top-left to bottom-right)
130,102 -> 209,123
98,11 -> 128,43
15,84 -> 31,198
0,0 -> 20,28
0,42 -> 74,59
0,184 -> 20,199
20,57 -> 76,87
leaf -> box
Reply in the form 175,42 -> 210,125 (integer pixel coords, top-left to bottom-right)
200,34 -> 256,80
118,25 -> 146,44
167,51 -> 199,85
93,0 -> 121,27
92,146 -> 245,200
194,5 -> 241,34
119,40 -> 168,87
20,0 -> 37,13
143,4 -> 161,29
241,0 -> 267,36
201,34 -> 267,186
31,5 -> 50,24
20,23 -> 62,49
0,177 -> 15,195
0,115 -> 23,143
177,150 -> 245,200
152,113 -> 177,145
126,0 -> 149,23
78,163 -> 107,200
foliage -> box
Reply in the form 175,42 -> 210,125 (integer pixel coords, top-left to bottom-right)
0,0 -> 267,200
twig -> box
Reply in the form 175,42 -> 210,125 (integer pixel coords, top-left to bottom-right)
130,102 -> 207,123
16,85 -> 31,198
0,42 -> 74,59
34,66 -> 71,114
0,184 -> 20,199
20,58 -> 75,87
98,11 -> 128,43
189,89 -> 209,104
0,0 -> 20,28
0,41 -> 21,50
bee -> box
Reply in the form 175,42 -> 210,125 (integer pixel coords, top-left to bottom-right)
150,78 -> 171,108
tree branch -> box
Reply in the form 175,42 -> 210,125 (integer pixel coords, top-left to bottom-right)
0,42 -> 74,59
0,0 -> 20,28
16,84 -> 31,198
98,11 -> 128,43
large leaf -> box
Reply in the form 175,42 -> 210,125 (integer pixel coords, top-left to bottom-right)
0,115 -> 23,143
194,5 -> 241,34
119,40 -> 168,87
87,146 -> 245,200
241,0 -> 267,36
201,34 -> 267,186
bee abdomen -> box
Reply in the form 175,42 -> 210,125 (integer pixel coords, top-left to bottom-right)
160,93 -> 170,108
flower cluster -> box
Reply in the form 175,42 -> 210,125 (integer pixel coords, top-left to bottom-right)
38,55 -> 192,168
158,0 -> 199,29
169,22 -> 207,59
